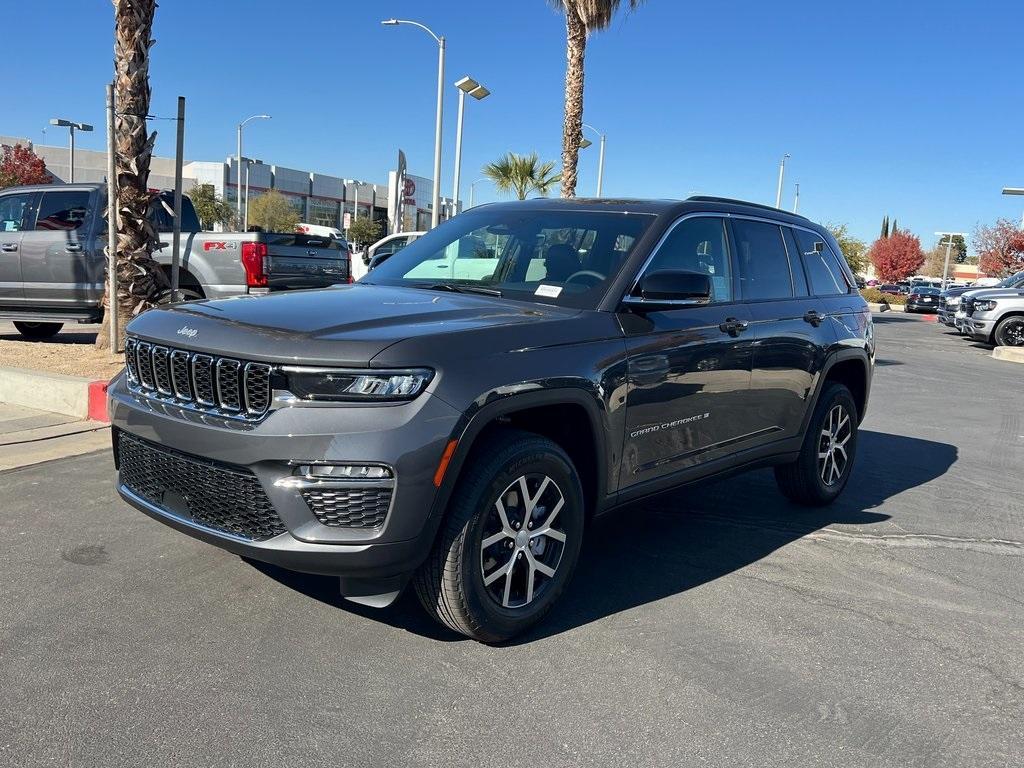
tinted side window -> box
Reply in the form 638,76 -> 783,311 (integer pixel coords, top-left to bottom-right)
783,228 -> 810,296
0,193 -> 34,232
34,191 -> 90,231
793,229 -> 848,296
732,219 -> 794,300
643,216 -> 732,302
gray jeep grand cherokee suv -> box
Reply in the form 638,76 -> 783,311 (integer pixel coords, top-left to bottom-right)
110,197 -> 874,642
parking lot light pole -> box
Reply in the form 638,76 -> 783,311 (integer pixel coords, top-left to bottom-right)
1002,187 -> 1024,229
452,76 -> 490,217
582,123 -> 605,196
382,18 -> 445,229
774,153 -> 790,209
468,178 -> 488,209
236,114 -> 270,225
935,231 -> 967,289
49,118 -> 93,182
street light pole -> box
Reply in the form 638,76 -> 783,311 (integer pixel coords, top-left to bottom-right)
583,123 -> 605,196
935,231 -> 967,289
236,114 -> 270,226
452,76 -> 490,217
793,183 -> 800,214
49,118 -> 93,182
775,153 -> 790,209
468,178 -> 488,208
1002,187 -> 1024,229
382,19 -> 445,229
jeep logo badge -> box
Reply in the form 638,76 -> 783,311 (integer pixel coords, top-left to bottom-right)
176,326 -> 198,339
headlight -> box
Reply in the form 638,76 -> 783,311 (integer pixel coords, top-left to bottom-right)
282,367 -> 433,402
974,300 -> 998,312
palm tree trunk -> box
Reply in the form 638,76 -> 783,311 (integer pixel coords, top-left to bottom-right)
560,5 -> 586,199
97,0 -> 165,350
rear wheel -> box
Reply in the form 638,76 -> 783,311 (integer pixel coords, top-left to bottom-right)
13,321 -> 63,340
413,429 -> 585,643
994,316 -> 1024,347
774,382 -> 858,506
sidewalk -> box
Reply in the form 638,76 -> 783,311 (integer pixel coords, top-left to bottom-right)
0,402 -> 110,472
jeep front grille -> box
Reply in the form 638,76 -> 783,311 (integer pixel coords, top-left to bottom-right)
124,336 -> 273,419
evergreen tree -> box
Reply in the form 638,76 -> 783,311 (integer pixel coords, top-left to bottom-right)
892,218 -> 898,235
881,216 -> 889,239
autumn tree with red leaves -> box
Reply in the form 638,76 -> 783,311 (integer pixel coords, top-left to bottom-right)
868,230 -> 925,282
0,144 -> 51,189
973,219 -> 1024,277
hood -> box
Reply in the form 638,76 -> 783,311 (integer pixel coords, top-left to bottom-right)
125,284 -> 581,366
961,287 -> 1024,301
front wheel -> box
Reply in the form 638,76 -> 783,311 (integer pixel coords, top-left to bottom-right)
13,321 -> 63,340
994,316 -> 1024,347
413,429 -> 585,643
774,382 -> 858,506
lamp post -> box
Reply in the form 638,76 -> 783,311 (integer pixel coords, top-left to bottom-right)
935,231 -> 967,289
236,114 -> 270,225
774,153 -> 790,209
346,179 -> 369,227
793,182 -> 800,214
49,118 -> 93,182
382,18 -> 445,229
452,76 -> 490,218
1002,187 -> 1024,229
582,123 -> 606,196
468,178 -> 489,209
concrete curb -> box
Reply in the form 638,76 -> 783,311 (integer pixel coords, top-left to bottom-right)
992,346 -> 1024,364
0,366 -> 110,422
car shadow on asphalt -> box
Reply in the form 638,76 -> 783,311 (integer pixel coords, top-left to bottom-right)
248,429 -> 958,645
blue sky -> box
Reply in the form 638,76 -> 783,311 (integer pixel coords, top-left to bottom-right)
6,0 -> 1023,250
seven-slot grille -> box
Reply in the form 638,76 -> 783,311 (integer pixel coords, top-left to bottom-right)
118,432 -> 286,541
124,336 -> 273,418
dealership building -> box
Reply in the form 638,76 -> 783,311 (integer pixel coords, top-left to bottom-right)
1,134 -> 456,234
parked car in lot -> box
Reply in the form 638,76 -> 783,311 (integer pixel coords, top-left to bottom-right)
0,183 -> 349,339
363,231 -> 425,271
878,283 -> 908,296
109,196 -> 873,641
905,286 -> 942,312
961,287 -> 1024,346
940,270 -> 1024,329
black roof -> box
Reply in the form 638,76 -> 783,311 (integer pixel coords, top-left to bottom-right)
483,195 -> 818,227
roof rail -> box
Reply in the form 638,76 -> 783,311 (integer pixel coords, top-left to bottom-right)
686,195 -> 811,220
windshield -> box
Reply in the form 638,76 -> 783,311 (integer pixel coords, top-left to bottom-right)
364,208 -> 655,308
912,287 -> 939,295
998,270 -> 1024,287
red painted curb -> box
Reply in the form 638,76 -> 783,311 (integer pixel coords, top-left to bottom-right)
88,380 -> 110,423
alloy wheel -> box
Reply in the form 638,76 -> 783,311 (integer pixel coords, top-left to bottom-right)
818,404 -> 852,487
479,473 -> 567,609
999,319 -> 1024,347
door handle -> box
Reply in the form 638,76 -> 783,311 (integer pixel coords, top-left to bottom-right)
803,310 -> 825,327
65,243 -> 83,252
719,317 -> 749,336
0,243 -> 17,252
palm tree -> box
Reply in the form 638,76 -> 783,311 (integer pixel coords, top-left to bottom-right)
482,152 -> 561,200
97,0 -> 163,350
551,0 -> 644,198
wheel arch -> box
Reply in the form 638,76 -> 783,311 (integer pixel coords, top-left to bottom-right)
430,388 -> 610,525
806,350 -> 871,430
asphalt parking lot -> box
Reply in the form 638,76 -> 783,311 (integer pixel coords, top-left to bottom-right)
1,312 -> 1021,767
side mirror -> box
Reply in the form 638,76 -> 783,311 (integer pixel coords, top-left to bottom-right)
633,270 -> 712,304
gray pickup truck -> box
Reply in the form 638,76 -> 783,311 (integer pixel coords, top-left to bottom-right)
0,182 -> 349,339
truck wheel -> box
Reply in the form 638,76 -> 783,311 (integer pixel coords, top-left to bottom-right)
13,321 -> 63,340
994,316 -> 1024,347
413,429 -> 585,643
774,382 -> 858,506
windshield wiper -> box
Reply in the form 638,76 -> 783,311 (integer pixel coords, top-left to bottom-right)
413,283 -> 503,297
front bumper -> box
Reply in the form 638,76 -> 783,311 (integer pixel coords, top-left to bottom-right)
964,313 -> 996,342
109,372 -> 462,585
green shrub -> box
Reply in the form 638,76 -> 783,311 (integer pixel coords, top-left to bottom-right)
860,287 -> 904,305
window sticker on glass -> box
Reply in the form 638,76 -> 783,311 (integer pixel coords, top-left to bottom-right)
535,284 -> 563,298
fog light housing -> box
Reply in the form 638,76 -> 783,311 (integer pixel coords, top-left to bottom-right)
297,464 -> 393,480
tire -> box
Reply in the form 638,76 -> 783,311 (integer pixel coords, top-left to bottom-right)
413,429 -> 585,643
994,316 -> 1024,347
774,382 -> 858,506
155,288 -> 204,305
13,321 -> 63,340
